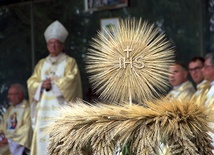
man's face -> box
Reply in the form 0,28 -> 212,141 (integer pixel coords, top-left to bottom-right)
169,64 -> 188,87
202,58 -> 214,82
47,38 -> 64,57
188,60 -> 204,84
7,87 -> 23,106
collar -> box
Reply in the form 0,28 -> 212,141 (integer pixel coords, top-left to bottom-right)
47,53 -> 66,65
173,81 -> 188,90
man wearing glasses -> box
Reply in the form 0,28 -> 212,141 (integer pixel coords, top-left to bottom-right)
202,52 -> 214,153
0,84 -> 32,155
27,20 -> 82,155
188,56 -> 210,103
202,53 -> 214,105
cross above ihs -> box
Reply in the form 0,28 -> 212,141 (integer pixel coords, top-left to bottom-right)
119,46 -> 145,69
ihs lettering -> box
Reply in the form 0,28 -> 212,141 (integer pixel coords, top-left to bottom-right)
119,46 -> 145,69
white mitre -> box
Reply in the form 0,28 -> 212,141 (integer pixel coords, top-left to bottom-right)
44,20 -> 69,43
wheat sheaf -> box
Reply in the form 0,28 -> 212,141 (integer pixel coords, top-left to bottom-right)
48,99 -> 214,155
86,18 -> 175,104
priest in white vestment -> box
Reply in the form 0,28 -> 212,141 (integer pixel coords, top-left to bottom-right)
0,84 -> 32,155
160,62 -> 195,154
188,56 -> 210,103
166,61 -> 195,101
201,52 -> 214,153
27,20 -> 82,155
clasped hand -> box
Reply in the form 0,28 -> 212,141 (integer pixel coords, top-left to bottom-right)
42,78 -> 52,91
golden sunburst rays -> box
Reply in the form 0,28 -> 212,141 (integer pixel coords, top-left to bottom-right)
86,18 -> 175,104
48,98 -> 214,155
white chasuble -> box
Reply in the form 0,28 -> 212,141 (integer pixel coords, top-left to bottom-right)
36,57 -> 66,155
205,83 -> 214,153
36,91 -> 60,155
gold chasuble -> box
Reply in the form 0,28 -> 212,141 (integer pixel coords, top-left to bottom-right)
27,53 -> 82,155
0,99 -> 32,150
205,82 -> 214,107
191,80 -> 210,104
166,81 -> 195,101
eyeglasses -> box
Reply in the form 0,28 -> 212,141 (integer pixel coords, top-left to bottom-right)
188,66 -> 203,73
203,65 -> 214,69
47,41 -> 62,46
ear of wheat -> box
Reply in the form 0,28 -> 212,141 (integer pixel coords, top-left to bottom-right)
48,98 -> 214,155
